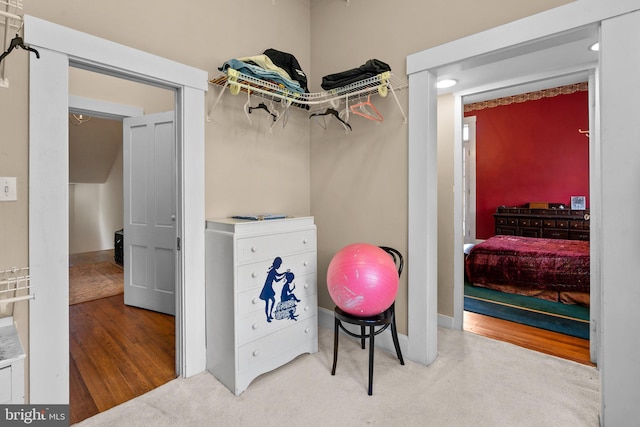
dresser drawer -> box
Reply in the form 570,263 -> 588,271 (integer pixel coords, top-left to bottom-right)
520,227 -> 542,238
542,229 -> 569,239
238,316 -> 317,372
238,294 -> 318,345
237,253 -> 317,292
569,230 -> 590,241
496,226 -> 517,236
543,219 -> 556,228
237,272 -> 317,317
555,220 -> 569,228
237,229 -> 316,263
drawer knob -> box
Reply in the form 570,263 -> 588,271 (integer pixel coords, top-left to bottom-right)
251,272 -> 258,278
304,282 -> 309,289
252,298 -> 260,304
253,350 -> 259,357
304,327 -> 310,333
251,246 -> 257,253
252,323 -> 259,330
303,260 -> 309,266
304,305 -> 309,311
303,238 -> 308,244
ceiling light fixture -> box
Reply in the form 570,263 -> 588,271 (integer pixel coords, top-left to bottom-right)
69,113 -> 92,126
436,79 -> 458,89
589,42 -> 600,52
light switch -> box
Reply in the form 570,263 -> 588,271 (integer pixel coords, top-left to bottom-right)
0,177 -> 17,201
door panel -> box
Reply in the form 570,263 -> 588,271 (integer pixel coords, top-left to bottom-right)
123,111 -> 176,315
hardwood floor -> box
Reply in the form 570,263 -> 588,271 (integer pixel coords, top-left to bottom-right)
464,310 -> 593,366
69,251 -> 176,424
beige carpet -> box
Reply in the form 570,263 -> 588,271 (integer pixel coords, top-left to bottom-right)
69,261 -> 124,305
75,326 -> 600,427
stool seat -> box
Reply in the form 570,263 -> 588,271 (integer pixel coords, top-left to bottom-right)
330,246 -> 405,395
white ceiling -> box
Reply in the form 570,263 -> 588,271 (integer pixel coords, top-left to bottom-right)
435,24 -> 600,104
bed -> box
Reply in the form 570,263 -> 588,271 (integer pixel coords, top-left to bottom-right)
465,235 -> 590,306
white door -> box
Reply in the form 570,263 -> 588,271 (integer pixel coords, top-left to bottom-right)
123,111 -> 176,315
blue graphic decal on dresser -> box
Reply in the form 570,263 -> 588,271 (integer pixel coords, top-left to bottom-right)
259,257 -> 300,322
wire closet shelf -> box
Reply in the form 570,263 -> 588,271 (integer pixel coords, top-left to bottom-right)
0,267 -> 33,316
208,69 -> 408,123
0,0 -> 23,88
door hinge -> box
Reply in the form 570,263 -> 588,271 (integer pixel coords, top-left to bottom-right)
177,237 -> 181,251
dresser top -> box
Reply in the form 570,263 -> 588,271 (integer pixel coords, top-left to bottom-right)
206,216 -> 315,233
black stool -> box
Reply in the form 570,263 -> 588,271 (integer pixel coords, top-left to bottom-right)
330,246 -> 405,395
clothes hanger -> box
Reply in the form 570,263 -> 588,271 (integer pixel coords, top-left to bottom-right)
243,90 -> 253,125
267,101 -> 283,133
309,108 -> 352,132
248,101 -> 278,122
0,34 -> 40,64
279,99 -> 292,129
350,94 -> 383,122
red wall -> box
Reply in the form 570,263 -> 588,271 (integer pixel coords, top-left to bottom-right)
465,90 -> 589,239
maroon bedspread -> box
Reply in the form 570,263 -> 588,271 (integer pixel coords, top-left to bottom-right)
465,235 -> 590,293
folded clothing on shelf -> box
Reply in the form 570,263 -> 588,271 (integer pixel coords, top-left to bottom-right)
321,59 -> 391,90
263,48 -> 309,93
218,58 -> 304,94
237,54 -> 293,81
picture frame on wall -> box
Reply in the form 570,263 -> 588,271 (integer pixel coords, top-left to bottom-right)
571,196 -> 586,210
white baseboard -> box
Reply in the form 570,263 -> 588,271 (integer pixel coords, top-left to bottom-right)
438,314 -> 455,329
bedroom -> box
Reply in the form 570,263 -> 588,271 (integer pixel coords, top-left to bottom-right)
461,82 -> 591,353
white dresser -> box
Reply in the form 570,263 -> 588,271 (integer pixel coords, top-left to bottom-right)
205,216 -> 318,395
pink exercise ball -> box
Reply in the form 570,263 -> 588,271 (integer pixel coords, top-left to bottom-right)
327,243 -> 399,316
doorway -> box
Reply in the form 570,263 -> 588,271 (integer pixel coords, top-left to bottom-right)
459,82 -> 592,364
67,73 -> 178,421
26,16 -> 207,403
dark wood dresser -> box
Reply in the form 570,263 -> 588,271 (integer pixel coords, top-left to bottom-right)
494,205 -> 590,240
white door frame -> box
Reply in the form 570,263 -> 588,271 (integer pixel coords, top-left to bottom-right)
25,15 -> 207,403
405,0 -> 635,364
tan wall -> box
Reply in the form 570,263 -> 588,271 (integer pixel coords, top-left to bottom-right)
309,0 -> 572,332
0,0 -> 573,394
69,148 -> 124,254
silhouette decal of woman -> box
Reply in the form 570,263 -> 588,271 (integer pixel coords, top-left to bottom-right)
259,257 -> 285,322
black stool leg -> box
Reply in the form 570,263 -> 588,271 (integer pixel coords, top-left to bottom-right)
390,316 -> 405,365
368,325 -> 374,395
331,317 -> 339,375
360,326 -> 366,349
